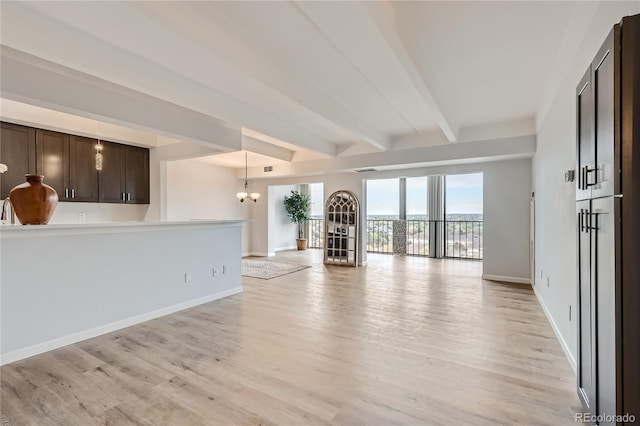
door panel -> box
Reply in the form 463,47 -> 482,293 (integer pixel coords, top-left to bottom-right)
577,200 -> 595,413
124,146 -> 149,204
98,141 -> 126,203
36,129 -> 69,200
69,136 -> 98,202
592,28 -> 617,198
577,69 -> 594,200
592,197 -> 618,424
0,122 -> 36,199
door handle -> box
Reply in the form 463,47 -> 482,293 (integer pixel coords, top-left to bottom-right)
65,188 -> 69,198
121,193 -> 125,201
71,189 -> 75,199
579,210 -> 583,233
588,213 -> 598,231
585,167 -> 597,187
127,193 -> 131,202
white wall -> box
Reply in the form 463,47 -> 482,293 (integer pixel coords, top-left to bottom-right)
249,172 -> 369,264
533,2 -> 640,372
267,184 -> 299,255
49,202 -> 149,224
250,157 -> 531,277
165,159 -> 251,255
1,222 -> 243,364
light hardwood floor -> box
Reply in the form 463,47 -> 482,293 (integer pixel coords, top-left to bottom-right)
1,250 -> 582,425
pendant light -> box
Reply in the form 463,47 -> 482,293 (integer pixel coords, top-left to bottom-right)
237,152 -> 260,203
95,123 -> 103,171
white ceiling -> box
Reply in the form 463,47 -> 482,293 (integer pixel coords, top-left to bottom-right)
0,1 -> 608,169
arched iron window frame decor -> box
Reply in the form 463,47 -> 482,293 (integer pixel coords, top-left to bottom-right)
324,190 -> 359,266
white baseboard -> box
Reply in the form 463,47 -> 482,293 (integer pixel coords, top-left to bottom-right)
0,287 -> 243,366
243,252 -> 269,257
482,274 -> 531,284
533,285 -> 577,374
275,246 -> 297,252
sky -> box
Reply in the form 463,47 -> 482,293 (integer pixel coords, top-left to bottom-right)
366,173 -> 483,216
308,173 -> 483,217
309,183 -> 324,217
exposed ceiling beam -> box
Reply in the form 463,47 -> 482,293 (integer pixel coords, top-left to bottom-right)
241,135 -> 294,163
1,47 -> 242,152
246,135 -> 535,179
362,1 -> 459,142
295,1 -> 438,136
0,2 -> 340,157
154,1 -> 392,151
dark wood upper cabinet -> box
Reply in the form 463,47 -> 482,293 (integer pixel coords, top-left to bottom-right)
99,142 -> 149,204
36,130 -> 99,202
36,129 -> 69,199
3,123 -> 149,205
124,145 -> 149,204
591,28 -> 618,199
576,68 -> 593,201
98,141 -> 126,203
0,122 -> 36,199
68,135 -> 99,202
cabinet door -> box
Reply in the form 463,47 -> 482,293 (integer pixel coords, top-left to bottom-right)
0,122 -> 36,199
577,68 -> 594,200
592,197 -> 619,425
68,136 -> 98,202
577,200 -> 596,414
98,141 -> 126,203
124,146 -> 149,204
36,129 -> 70,200
592,28 -> 619,198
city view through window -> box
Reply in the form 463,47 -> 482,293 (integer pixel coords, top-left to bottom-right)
307,173 -> 483,260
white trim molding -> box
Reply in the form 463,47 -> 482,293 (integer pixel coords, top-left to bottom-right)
482,274 -> 531,285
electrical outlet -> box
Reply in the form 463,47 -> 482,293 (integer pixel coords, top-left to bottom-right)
547,277 -> 550,288
540,269 -> 543,279
185,272 -> 192,283
212,268 -> 218,277
222,265 -> 228,275
78,212 -> 87,222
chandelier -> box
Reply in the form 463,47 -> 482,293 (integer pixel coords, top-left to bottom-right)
237,152 -> 260,203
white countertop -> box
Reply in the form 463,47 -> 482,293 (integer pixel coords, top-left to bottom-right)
0,219 -> 248,238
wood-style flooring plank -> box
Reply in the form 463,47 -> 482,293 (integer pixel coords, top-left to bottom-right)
1,251 -> 582,425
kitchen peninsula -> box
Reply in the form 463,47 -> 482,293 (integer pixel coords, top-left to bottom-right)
0,220 -> 245,365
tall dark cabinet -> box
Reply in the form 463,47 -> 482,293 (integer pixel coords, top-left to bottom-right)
576,14 -> 640,424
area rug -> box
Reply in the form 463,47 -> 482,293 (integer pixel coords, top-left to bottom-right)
241,259 -> 311,280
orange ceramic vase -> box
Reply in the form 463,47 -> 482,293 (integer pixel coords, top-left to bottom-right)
9,174 -> 58,225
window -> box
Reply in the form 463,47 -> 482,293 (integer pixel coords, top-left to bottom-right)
445,173 -> 483,220
366,178 -> 399,253
308,183 -> 324,248
406,176 -> 428,220
444,173 -> 483,259
366,178 -> 400,220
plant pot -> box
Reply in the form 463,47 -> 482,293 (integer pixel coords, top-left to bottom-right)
9,174 -> 59,225
296,239 -> 308,250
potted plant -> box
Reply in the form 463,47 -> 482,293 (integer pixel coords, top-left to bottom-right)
283,190 -> 312,250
